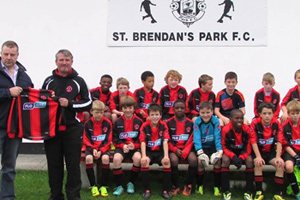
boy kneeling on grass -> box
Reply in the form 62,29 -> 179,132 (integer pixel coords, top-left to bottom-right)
193,101 -> 222,197
221,109 -> 254,200
139,103 -> 172,199
250,102 -> 285,200
282,100 -> 300,200
83,100 -> 112,197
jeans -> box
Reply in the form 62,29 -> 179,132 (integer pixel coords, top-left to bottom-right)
0,129 -> 22,200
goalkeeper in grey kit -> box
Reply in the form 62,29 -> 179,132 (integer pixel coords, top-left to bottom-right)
193,102 -> 223,196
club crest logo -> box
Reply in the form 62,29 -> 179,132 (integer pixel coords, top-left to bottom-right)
66,86 -> 72,93
170,0 -> 207,27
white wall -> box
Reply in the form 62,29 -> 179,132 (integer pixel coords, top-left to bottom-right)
0,0 -> 299,120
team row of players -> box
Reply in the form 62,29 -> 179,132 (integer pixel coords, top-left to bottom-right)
88,69 -> 300,127
83,95 -> 300,200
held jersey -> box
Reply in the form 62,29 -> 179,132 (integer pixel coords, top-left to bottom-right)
250,117 -> 284,153
113,115 -> 143,149
139,120 -> 170,152
134,87 -> 159,119
166,116 -> 194,159
193,115 -> 222,151
158,85 -> 188,116
254,88 -> 280,119
7,88 -> 58,140
215,89 -> 245,118
221,122 -> 252,160
83,116 -> 112,153
187,88 -> 215,116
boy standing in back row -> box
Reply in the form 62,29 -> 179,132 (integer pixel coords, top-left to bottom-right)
215,71 -> 248,126
253,72 -> 280,119
134,71 -> 159,121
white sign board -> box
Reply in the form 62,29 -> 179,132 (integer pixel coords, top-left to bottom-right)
108,0 -> 267,46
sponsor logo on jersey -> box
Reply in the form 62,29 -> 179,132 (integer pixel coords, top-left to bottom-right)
231,144 -> 243,149
91,134 -> 106,141
291,139 -> 300,145
23,101 -> 47,110
147,139 -> 161,147
172,134 -> 189,141
258,137 -> 274,146
119,131 -> 139,139
164,101 -> 174,107
140,103 -> 150,109
201,135 -> 213,143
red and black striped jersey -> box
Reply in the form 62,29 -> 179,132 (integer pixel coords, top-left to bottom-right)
254,88 -> 280,119
158,85 -> 188,117
83,116 -> 112,153
139,120 -> 170,152
187,88 -> 215,116
215,89 -> 245,118
221,122 -> 252,160
109,90 -> 135,112
7,88 -> 58,140
282,118 -> 300,152
166,116 -> 194,159
113,115 -> 143,149
90,87 -> 111,107
250,117 -> 284,153
281,85 -> 300,107
134,87 -> 159,120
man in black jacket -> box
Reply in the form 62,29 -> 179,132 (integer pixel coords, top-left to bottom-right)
42,49 -> 92,200
0,40 -> 33,199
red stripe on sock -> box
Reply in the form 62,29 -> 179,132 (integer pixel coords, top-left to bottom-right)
213,168 -> 221,173
246,168 -> 254,172
132,165 -> 140,172
254,176 -> 263,182
198,170 -> 205,175
102,164 -> 109,169
141,167 -> 149,172
275,177 -> 284,184
163,167 -> 171,172
86,164 -> 93,169
221,167 -> 230,172
113,168 -> 123,175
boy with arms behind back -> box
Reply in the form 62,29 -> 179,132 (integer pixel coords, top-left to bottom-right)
134,71 -> 159,121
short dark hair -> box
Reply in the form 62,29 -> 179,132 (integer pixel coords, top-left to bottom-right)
2,40 -> 19,52
141,71 -> 154,81
198,74 -> 213,88
100,74 -> 113,82
257,102 -> 274,114
199,101 -> 213,111
120,96 -> 136,108
230,109 -> 243,118
225,71 -> 237,81
173,99 -> 186,108
148,103 -> 162,115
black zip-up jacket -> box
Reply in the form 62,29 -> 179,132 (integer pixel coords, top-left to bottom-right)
0,57 -> 33,129
42,68 -> 92,127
